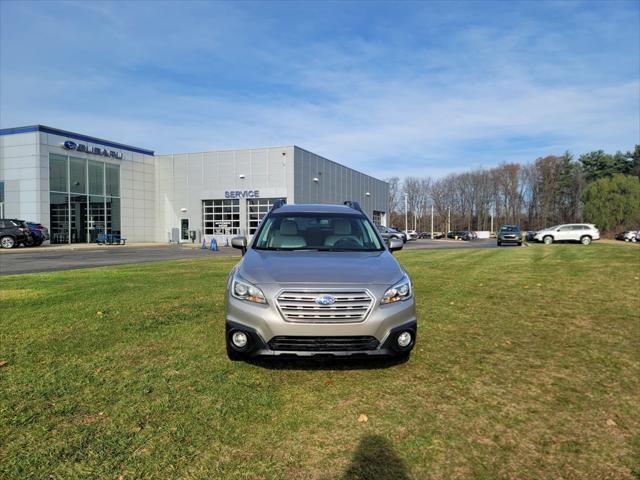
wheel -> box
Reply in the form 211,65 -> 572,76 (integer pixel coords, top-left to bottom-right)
632,237 -> 637,243
0,236 -> 16,249
24,236 -> 35,247
497,241 -> 501,246
543,236 -> 553,245
518,241 -> 523,246
580,235 -> 592,245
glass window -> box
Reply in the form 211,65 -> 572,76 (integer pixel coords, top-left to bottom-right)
88,160 -> 104,195
247,198 -> 278,234
106,197 -> 120,235
88,196 -> 105,242
202,199 -> 240,235
105,163 -> 120,197
49,192 -> 69,244
49,154 -> 68,192
69,157 -> 86,194
70,194 -> 88,243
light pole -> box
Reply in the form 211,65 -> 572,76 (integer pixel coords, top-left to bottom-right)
430,204 -> 434,240
404,193 -> 408,233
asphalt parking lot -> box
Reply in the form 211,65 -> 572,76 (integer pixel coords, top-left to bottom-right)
0,239 -> 499,276
0,245 -> 239,276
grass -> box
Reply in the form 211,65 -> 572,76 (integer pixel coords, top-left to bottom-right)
0,243 -> 639,479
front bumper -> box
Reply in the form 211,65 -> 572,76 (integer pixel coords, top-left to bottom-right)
498,236 -> 522,243
226,319 -> 417,357
225,288 -> 417,358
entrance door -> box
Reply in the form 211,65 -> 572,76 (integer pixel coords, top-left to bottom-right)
181,218 -> 189,240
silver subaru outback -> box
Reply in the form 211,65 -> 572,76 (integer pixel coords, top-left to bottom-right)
225,201 -> 417,361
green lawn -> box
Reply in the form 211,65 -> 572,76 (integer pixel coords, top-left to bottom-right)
1,244 -> 639,479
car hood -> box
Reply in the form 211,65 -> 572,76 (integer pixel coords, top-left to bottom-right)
236,249 -> 405,285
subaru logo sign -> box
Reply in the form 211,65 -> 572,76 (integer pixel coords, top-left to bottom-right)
63,140 -> 78,150
314,294 -> 336,306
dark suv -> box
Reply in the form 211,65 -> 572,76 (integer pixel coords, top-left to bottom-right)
497,225 -> 523,246
0,219 -> 30,248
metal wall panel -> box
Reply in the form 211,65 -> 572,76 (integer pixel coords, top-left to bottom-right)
292,146 -> 388,220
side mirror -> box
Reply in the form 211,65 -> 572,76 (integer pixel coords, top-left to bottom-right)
389,237 -> 403,252
231,236 -> 247,255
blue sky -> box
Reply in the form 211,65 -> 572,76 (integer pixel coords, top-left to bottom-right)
1,0 -> 638,179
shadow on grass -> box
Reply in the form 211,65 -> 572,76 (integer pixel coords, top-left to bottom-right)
342,434 -> 410,480
247,354 -> 409,371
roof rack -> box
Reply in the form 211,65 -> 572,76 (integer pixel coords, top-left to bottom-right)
343,201 -> 363,213
270,198 -> 287,211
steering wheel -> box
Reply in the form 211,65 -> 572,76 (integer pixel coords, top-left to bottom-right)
333,237 -> 362,248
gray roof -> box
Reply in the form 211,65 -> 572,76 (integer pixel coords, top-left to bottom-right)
274,203 -> 363,215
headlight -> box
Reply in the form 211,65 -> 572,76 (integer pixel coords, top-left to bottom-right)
381,276 -> 412,304
231,274 -> 267,304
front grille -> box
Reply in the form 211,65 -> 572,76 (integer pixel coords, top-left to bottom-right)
268,336 -> 379,352
275,290 -> 374,323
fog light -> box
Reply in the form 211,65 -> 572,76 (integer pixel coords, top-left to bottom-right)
397,331 -> 412,348
231,331 -> 248,348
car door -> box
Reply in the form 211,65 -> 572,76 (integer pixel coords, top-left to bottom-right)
572,225 -> 588,240
556,225 -> 574,241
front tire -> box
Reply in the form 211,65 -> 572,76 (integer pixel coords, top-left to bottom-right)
0,236 -> 16,249
581,235 -> 592,245
518,241 -> 523,246
543,236 -> 553,245
497,241 -> 501,246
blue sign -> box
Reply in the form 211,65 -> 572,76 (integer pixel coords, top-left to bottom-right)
225,190 -> 260,199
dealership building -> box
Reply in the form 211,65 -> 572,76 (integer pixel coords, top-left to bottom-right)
0,125 -> 388,244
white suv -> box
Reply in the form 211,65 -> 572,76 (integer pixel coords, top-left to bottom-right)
534,224 -> 600,245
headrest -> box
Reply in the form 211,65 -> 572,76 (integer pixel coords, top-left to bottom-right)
333,219 -> 352,235
280,220 -> 299,236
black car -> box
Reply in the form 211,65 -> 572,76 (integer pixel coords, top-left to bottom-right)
460,230 -> 477,241
0,218 -> 30,248
497,225 -> 523,246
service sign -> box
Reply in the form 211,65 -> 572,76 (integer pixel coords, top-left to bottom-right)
225,190 -> 260,199
62,140 -> 124,160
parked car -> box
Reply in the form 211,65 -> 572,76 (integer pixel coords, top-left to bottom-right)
24,222 -> 49,247
458,231 -> 476,241
403,230 -> 418,240
615,230 -> 638,242
377,225 -> 407,243
534,224 -> 600,245
497,225 -> 523,246
0,218 -> 31,248
447,231 -> 465,239
526,230 -> 538,242
225,201 -> 417,361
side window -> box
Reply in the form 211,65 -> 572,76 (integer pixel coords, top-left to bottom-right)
0,220 -> 5,228
559,226 -> 572,231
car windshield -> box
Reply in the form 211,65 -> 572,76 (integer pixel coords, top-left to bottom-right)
500,225 -> 520,232
253,213 -> 385,251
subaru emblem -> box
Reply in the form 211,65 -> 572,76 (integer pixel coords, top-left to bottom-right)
63,140 -> 78,150
315,294 -> 335,306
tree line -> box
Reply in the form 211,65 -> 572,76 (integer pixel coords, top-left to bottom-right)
386,145 -> 640,234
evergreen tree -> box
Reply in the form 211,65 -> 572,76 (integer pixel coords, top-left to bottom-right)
582,174 -> 640,231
